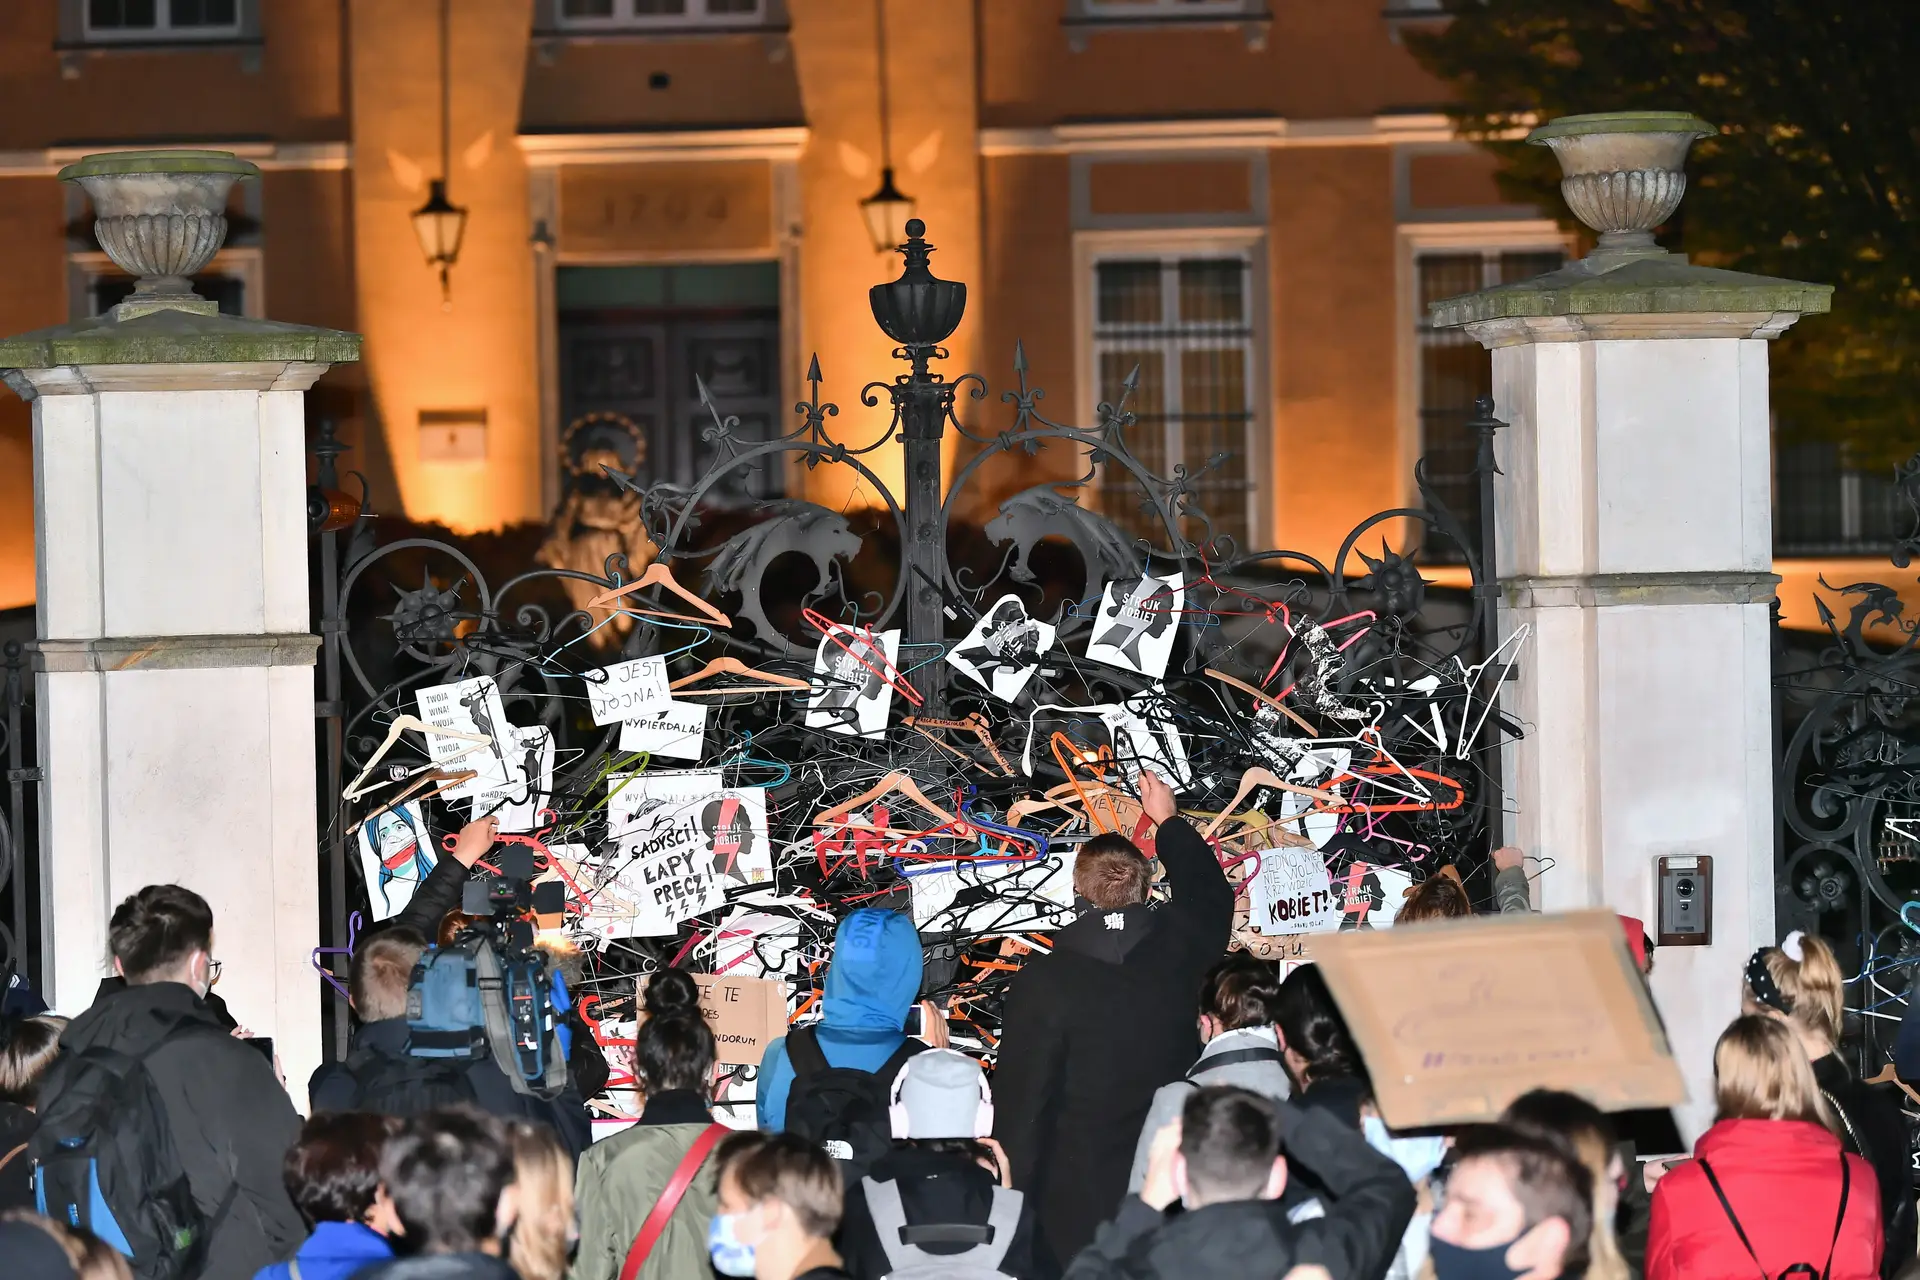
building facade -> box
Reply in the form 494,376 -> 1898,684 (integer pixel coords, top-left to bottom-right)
0,0 -> 1888,623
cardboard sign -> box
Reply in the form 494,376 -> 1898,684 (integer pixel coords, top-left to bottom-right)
1311,910 -> 1687,1129
640,972 -> 790,1066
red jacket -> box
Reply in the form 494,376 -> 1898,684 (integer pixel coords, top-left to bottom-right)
1648,1118 -> 1882,1280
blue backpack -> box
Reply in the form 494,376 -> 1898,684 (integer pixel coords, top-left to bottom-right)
406,932 -> 566,1099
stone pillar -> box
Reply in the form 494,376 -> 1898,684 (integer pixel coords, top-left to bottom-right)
0,152 -> 359,1101
1432,114 -> 1831,1142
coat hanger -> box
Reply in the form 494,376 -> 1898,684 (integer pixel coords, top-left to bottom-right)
585,562 -> 732,628
813,771 -> 957,828
343,714 -> 492,801
905,714 -> 1014,778
1205,668 -> 1320,737
1201,766 -> 1340,839
671,655 -> 811,697
349,767 -> 480,835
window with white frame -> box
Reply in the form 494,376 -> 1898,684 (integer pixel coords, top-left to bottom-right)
555,0 -> 764,29
1415,248 -> 1564,560
1091,255 -> 1259,553
81,0 -> 243,41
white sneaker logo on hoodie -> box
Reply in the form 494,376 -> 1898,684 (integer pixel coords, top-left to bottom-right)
1104,912 -> 1126,930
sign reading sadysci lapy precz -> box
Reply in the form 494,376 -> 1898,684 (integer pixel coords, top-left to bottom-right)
591,772 -> 773,937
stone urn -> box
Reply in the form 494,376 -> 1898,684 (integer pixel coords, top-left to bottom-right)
1528,111 -> 1715,265
56,149 -> 261,320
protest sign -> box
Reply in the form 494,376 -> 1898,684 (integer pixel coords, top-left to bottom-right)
585,772 -> 774,937
1312,910 -> 1687,1129
358,801 -> 435,921
806,627 -> 902,738
466,724 -> 553,832
1247,845 -> 1343,935
415,675 -> 524,801
1085,573 -> 1182,679
586,657 -> 671,726
638,971 -> 789,1066
620,698 -> 709,760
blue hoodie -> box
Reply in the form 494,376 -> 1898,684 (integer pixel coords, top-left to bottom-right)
756,908 -> 923,1130
252,1221 -> 392,1280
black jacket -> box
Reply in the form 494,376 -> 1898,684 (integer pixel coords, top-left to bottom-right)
993,817 -> 1234,1264
351,1252 -> 520,1280
1814,1052 -> 1916,1280
839,1146 -> 1056,1280
58,981 -> 306,1280
1062,1100 -> 1416,1280
308,1016 -> 593,1159
0,1100 -> 35,1212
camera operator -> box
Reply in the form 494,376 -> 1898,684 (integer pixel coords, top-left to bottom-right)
310,822 -> 591,1157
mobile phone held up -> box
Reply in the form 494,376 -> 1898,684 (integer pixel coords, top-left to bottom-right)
243,1035 -> 274,1066
904,1003 -> 923,1039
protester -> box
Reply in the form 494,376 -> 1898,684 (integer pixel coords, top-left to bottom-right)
1,1210 -> 133,1280
1271,964 -> 1370,1128
1647,1015 -> 1881,1280
838,1048 -> 1048,1279
1430,1125 -> 1593,1280
1063,1085 -> 1415,1280
509,1121 -> 577,1280
308,924 -> 592,1157
35,884 -> 305,1278
253,1112 -> 401,1280
1397,872 -> 1472,924
354,1107 -> 523,1280
1128,952 -> 1287,1193
1492,846 -> 1532,913
710,1131 -> 856,1280
1502,1089 -> 1633,1280
572,968 -> 725,1280
1743,931 -> 1914,1277
0,1014 -> 65,1210
993,770 -> 1233,1263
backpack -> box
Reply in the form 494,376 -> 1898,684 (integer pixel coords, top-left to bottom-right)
407,932 -> 566,1100
782,1026 -> 923,1185
860,1174 -> 1025,1280
339,1046 -> 479,1116
1700,1151 -> 1849,1279
30,1036 -> 231,1280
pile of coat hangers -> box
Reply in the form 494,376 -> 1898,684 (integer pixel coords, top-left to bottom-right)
329,551 -> 1526,1086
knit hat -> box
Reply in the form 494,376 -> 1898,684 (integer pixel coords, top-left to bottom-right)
892,1048 -> 993,1140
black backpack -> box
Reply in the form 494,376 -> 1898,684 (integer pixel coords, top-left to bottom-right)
340,1046 -> 479,1116
30,1036 -> 230,1280
783,1026 -> 924,1185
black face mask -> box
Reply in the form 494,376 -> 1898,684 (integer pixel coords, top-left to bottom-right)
1429,1236 -> 1526,1280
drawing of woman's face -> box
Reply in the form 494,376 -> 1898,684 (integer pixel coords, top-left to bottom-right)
376,810 -> 417,858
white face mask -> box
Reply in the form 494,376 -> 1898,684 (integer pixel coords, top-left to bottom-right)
707,1212 -> 756,1277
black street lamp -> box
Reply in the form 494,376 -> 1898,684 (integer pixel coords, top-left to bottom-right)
411,0 -> 467,305
858,0 -> 915,254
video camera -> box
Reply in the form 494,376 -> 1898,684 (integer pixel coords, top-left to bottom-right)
458,844 -> 568,951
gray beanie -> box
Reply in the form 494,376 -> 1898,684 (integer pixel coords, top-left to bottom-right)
893,1048 -> 992,1139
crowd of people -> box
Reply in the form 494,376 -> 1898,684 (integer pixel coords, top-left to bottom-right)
1,771 -> 1916,1280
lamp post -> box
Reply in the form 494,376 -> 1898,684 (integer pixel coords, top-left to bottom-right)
411,0 -> 467,304
858,0 -> 915,254
869,217 -> 966,709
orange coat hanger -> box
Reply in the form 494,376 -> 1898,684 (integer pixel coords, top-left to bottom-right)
1205,667 -> 1320,737
670,655 -> 810,697
585,562 -> 732,628
905,713 -> 1014,778
343,714 -> 492,802
812,771 -> 957,829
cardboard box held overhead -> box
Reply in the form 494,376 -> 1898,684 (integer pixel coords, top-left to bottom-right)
1311,910 -> 1686,1129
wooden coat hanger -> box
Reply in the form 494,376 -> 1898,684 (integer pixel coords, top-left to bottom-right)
343,715 -> 492,801
349,767 -> 480,835
670,655 -> 810,697
1201,766 -> 1340,839
585,562 -> 732,627
1206,667 -> 1319,737
813,771 -> 957,828
905,713 -> 1013,778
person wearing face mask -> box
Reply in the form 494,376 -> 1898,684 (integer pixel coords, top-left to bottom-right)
1127,952 -> 1289,1195
708,1132 -> 856,1280
355,1107 -> 524,1280
1500,1091 -> 1633,1280
993,771 -> 1234,1265
35,884 -> 305,1279
1062,1085 -> 1414,1280
1427,1126 -> 1593,1280
252,1112 -> 402,1280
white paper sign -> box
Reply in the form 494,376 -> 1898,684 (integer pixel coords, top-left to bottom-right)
950,595 -> 1056,703
1248,845 -> 1342,936
805,627 -> 902,738
358,801 -> 436,921
586,657 -> 671,726
1100,693 -> 1192,790
415,675 -> 525,801
1085,573 -> 1183,679
620,699 -> 710,760
587,772 -> 775,936
467,724 -> 554,833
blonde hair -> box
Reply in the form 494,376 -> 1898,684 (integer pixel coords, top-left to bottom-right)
0,1015 -> 67,1106
507,1122 -> 575,1280
1,1210 -> 133,1280
1714,1015 -> 1834,1129
1755,933 -> 1846,1048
